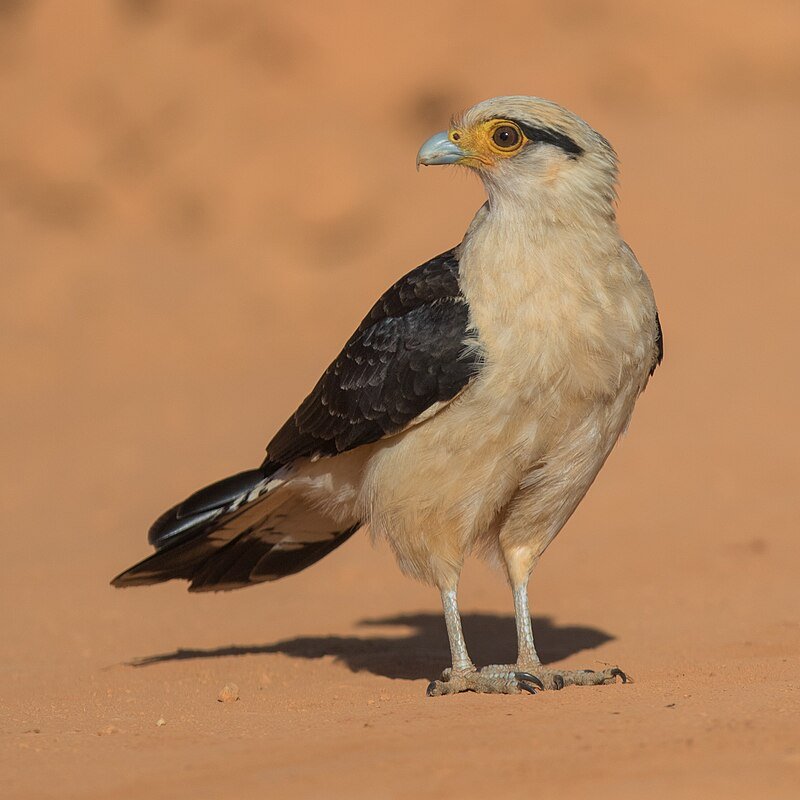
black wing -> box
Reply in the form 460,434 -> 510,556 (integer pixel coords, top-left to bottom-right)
265,248 -> 481,466
651,312 -> 663,376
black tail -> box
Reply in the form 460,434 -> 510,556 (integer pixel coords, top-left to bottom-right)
111,466 -> 360,592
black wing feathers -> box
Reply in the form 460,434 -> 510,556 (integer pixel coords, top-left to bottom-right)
651,312 -> 663,376
112,249 -> 480,592
265,249 -> 479,465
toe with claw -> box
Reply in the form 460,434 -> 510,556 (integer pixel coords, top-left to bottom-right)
426,668 -> 543,697
477,663 -> 630,691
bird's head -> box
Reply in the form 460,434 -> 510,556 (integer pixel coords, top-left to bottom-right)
417,96 -> 618,221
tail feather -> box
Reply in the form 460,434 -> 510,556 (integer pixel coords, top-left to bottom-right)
148,468 -> 272,549
185,533 -> 276,592
110,530 -> 223,587
111,466 -> 361,591
186,524 -> 359,592
249,526 -> 359,581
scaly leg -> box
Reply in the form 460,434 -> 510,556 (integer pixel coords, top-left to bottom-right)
426,587 -> 542,696
480,572 -> 628,690
441,586 -> 474,673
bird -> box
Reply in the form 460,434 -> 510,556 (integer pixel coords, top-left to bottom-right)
112,96 -> 662,696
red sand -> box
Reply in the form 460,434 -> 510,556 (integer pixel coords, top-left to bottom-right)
1,2 -> 799,798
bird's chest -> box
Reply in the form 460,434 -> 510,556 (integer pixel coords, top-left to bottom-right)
462,252 -> 641,404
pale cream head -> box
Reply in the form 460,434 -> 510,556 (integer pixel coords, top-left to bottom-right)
417,96 -> 619,221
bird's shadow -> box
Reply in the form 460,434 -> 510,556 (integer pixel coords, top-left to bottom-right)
129,613 -> 614,680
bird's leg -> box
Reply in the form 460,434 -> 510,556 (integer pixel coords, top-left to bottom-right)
512,579 -> 541,669
481,554 -> 629,690
426,587 -> 542,697
441,587 -> 475,674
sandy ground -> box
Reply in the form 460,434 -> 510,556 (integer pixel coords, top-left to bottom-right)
1,2 -> 799,798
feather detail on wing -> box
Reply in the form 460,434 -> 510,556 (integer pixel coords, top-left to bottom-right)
112,249 -> 482,592
265,248 -> 482,466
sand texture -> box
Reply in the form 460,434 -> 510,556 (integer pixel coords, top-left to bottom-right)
1,2 -> 799,798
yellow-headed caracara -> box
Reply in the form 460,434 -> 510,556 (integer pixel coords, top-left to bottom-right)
113,97 -> 662,696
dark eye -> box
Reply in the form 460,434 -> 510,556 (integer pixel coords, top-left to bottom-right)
492,124 -> 521,149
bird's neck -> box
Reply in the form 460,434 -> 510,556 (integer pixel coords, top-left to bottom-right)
457,190 -> 644,401
461,182 -> 620,278
458,186 -> 625,325
481,174 -> 618,240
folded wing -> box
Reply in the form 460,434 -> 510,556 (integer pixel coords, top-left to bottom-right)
112,247 -> 483,591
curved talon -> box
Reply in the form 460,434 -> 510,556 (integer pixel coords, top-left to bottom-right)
610,668 -> 628,684
514,672 -> 545,691
426,665 -> 628,696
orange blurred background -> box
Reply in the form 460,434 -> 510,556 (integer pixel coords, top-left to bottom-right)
2,2 -> 799,798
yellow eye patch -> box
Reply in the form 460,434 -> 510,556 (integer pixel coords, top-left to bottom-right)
448,119 -> 527,165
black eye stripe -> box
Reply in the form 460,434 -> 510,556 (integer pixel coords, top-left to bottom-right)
492,118 -> 584,158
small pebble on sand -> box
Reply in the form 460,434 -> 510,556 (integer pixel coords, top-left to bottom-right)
217,683 -> 240,703
156,717 -> 166,727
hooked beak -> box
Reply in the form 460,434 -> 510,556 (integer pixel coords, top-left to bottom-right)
416,131 -> 467,168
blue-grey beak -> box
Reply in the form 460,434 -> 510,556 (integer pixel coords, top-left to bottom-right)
416,131 -> 466,168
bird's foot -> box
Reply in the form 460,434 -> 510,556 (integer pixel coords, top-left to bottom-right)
426,667 -> 543,697
479,663 -> 630,691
